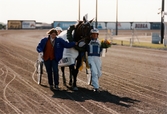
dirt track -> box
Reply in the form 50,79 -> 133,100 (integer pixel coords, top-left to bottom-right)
0,30 -> 167,114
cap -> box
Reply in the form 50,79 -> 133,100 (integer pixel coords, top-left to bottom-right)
90,28 -> 99,34
55,27 -> 63,31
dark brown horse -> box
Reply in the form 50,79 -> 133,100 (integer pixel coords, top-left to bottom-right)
61,17 -> 93,90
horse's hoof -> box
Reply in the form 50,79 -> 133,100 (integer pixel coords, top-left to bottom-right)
73,87 -> 78,91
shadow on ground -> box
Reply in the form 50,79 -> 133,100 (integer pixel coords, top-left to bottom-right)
51,86 -> 140,108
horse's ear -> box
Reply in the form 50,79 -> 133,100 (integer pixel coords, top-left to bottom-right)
89,18 -> 94,23
83,16 -> 87,23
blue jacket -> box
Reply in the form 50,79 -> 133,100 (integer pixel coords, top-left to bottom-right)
36,36 -> 76,62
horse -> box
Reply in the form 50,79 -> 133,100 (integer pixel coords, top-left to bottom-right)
60,16 -> 93,90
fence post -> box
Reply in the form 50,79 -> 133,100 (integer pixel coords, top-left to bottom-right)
121,41 -> 123,46
130,38 -> 132,47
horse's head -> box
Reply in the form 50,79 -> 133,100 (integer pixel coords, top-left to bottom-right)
74,16 -> 94,42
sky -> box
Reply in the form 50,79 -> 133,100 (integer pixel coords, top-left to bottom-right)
0,0 -> 167,24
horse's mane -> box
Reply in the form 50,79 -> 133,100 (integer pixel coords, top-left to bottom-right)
75,21 -> 83,28
73,21 -> 85,42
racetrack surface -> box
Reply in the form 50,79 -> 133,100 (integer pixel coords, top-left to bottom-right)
0,30 -> 167,114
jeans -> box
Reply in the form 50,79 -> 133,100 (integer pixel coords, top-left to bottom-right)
44,59 -> 59,86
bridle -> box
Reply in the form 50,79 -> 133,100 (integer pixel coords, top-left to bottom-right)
79,22 -> 93,39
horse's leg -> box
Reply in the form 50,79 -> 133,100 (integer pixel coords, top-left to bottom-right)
72,55 -> 82,90
86,67 -> 91,85
69,65 -> 73,86
83,53 -> 91,85
61,67 -> 66,86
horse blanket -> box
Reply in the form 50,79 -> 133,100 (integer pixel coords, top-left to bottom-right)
57,30 -> 78,67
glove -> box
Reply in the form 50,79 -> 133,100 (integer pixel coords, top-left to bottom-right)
38,52 -> 43,62
39,52 -> 43,58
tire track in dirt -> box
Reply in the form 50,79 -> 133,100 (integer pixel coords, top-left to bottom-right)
2,66 -> 72,113
0,108 -> 5,114
2,86 -> 56,114
103,56 -> 167,82
32,63 -> 121,114
63,93 -> 94,114
99,48 -> 167,113
99,66 -> 167,112
99,75 -> 167,113
109,45 -> 167,54
5,86 -> 58,114
103,47 -> 167,112
62,71 -> 122,114
1,30 -> 166,113
0,62 -> 20,113
80,68 -> 161,99
72,59 -> 167,113
75,69 -> 166,113
0,97 -> 20,114
0,42 -> 75,113
102,71 -> 167,102
31,63 -> 77,114
2,63 -> 73,114
71,91 -> 120,114
63,71 -> 125,113
32,63 -> 102,114
0,66 -> 8,87
103,58 -> 167,79
0,30 -> 120,113
23,48 -> 166,113
4,36 -> 115,113
65,92 -> 120,114
0,44 -> 83,113
0,65 -> 12,113
2,70 -> 22,113
105,55 -> 166,75
102,62 -> 167,95
102,47 -> 167,93
0,62 -> 35,113
60,68 -> 149,113
0,66 -> 5,77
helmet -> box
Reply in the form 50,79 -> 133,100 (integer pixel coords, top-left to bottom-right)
55,27 -> 63,31
90,28 -> 99,34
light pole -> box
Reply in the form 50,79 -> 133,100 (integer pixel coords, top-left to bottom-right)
78,0 -> 80,21
160,0 -> 165,44
95,0 -> 98,28
115,0 -> 118,35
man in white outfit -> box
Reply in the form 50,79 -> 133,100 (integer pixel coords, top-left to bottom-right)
87,28 -> 102,92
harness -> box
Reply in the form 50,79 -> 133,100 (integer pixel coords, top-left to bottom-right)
77,22 -> 93,44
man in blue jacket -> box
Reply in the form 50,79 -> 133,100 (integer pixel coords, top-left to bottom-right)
36,28 -> 77,90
